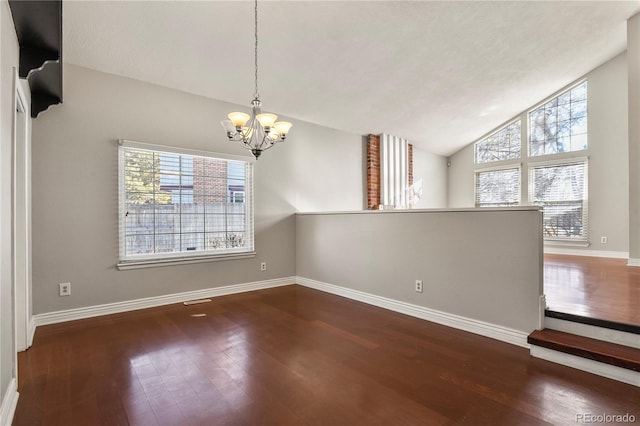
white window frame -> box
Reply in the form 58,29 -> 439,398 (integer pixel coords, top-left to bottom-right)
528,80 -> 588,158
474,119 -> 522,165
468,76 -> 591,246
117,140 -> 255,270
473,120 -> 522,166
474,164 -> 522,208
528,157 -> 589,243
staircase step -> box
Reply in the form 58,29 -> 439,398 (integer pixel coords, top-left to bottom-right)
545,310 -> 640,335
528,329 -> 640,372
545,317 -> 640,348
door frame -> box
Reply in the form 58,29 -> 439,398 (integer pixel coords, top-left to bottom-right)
13,70 -> 31,355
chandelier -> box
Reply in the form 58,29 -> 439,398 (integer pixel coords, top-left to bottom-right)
221,0 -> 292,159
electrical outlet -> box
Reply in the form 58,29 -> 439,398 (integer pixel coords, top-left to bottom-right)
260,262 -> 267,271
415,280 -> 423,293
601,236 -> 608,244
59,282 -> 71,296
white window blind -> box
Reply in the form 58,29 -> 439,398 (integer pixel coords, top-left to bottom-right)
529,160 -> 587,240
475,168 -> 520,207
380,133 -> 409,208
118,141 -> 254,265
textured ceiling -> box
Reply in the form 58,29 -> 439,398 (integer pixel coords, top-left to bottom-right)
63,1 -> 640,156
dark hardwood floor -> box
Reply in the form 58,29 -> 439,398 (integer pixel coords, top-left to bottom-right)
14,285 -> 640,425
544,254 -> 640,327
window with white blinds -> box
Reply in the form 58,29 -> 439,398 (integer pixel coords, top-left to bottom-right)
475,168 -> 520,207
118,141 -> 254,266
529,160 -> 587,240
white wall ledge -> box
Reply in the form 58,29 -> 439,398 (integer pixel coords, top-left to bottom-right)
296,206 -> 542,216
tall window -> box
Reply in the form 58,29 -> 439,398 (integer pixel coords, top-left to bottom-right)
470,78 -> 590,243
475,120 -> 521,164
529,161 -> 587,240
529,81 -> 587,156
475,168 -> 520,207
118,142 -> 254,265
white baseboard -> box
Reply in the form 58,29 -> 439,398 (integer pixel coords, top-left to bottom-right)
27,316 -> 36,348
296,276 -> 529,348
33,277 -> 295,327
628,258 -> 640,267
538,295 -> 547,330
0,378 -> 19,426
544,247 -> 629,259
530,346 -> 640,387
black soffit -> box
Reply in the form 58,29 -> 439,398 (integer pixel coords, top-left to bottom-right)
9,0 -> 62,118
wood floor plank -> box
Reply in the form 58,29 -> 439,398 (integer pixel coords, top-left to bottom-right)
528,329 -> 640,371
13,285 -> 640,425
544,254 -> 640,326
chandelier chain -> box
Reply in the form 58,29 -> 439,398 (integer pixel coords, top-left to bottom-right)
253,0 -> 259,100
222,0 -> 291,159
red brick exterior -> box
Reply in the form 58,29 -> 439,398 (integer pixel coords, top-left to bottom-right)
367,134 -> 381,210
193,157 -> 228,204
408,143 -> 413,189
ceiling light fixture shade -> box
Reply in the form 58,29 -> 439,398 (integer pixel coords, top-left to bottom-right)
221,0 -> 291,159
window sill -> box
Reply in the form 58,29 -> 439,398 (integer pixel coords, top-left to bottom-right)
544,239 -> 590,248
117,251 -> 256,270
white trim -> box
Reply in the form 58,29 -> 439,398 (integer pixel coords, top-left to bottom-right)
295,206 -> 541,216
544,239 -> 590,248
13,69 -> 31,353
474,162 -> 523,174
527,155 -> 589,169
544,317 -> 639,349
627,258 -> 640,267
117,251 -> 256,270
473,118 -> 522,164
527,78 -> 588,116
545,247 -> 629,259
33,277 -> 295,327
118,139 -> 255,163
530,346 -> 640,387
296,276 -> 529,348
27,316 -> 36,348
0,379 -> 19,426
538,295 -> 547,330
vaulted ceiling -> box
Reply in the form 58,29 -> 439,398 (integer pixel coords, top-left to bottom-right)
63,1 -> 639,156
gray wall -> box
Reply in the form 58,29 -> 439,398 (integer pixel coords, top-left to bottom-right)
412,146 -> 448,208
447,53 -> 629,255
31,64 -> 366,315
291,134 -> 449,212
296,209 -> 543,333
0,0 -> 21,407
